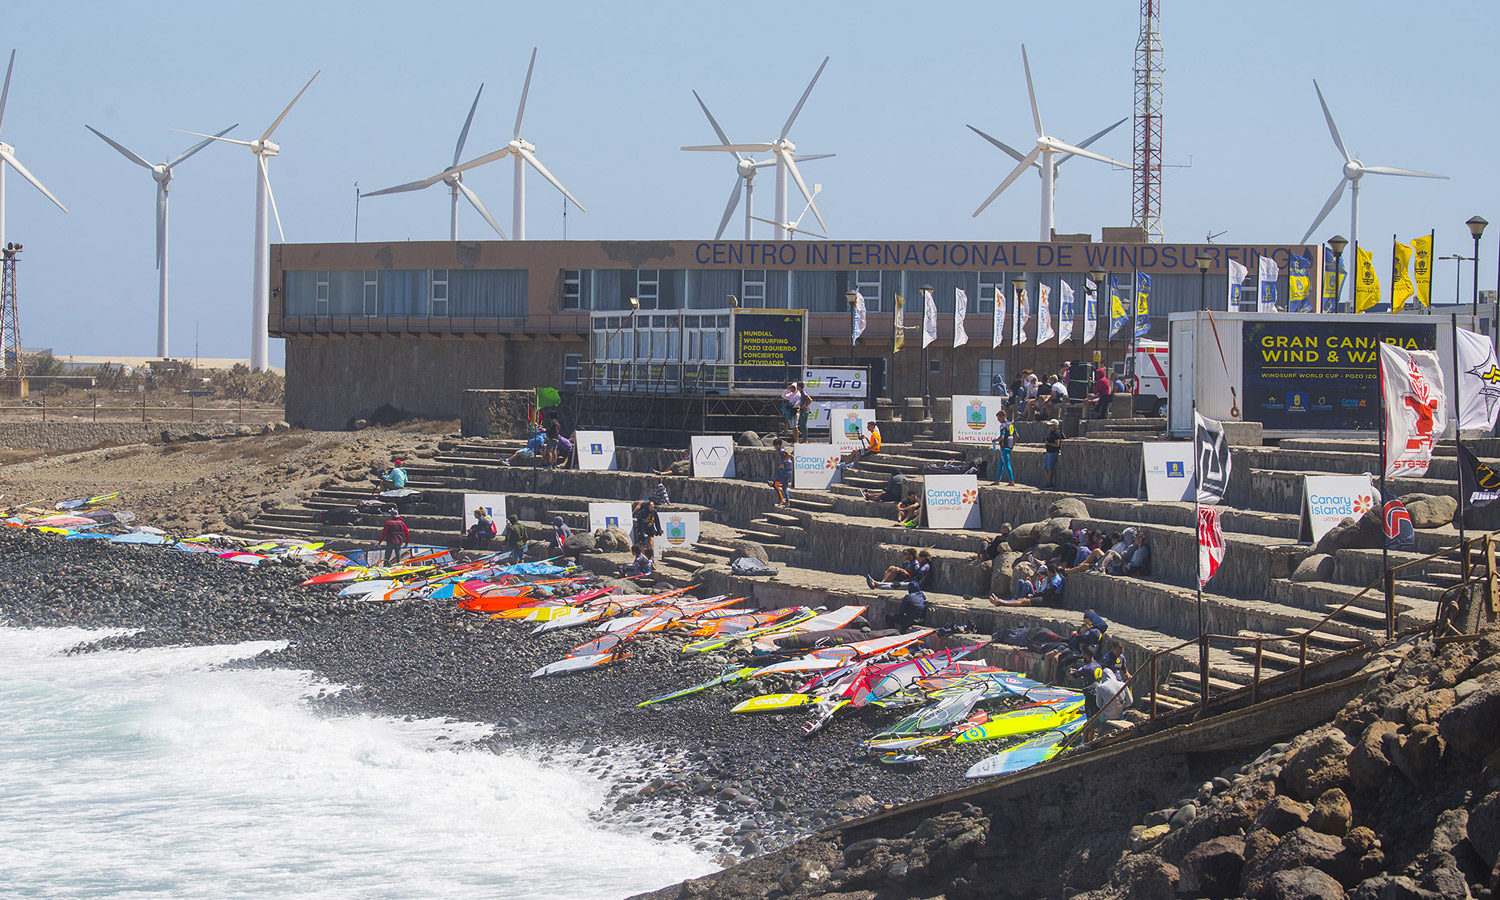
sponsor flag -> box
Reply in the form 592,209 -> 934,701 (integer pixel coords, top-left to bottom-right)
1456,327 -> 1500,430
1459,442 -> 1500,508
1379,342 -> 1448,478
953,288 -> 969,348
1108,276 -> 1128,338
1058,280 -> 1075,343
992,286 -> 1005,350
1083,278 -> 1098,343
1380,487 -> 1416,551
893,293 -> 906,353
1194,411 -> 1232,505
1015,287 -> 1031,345
1257,256 -> 1280,312
1198,507 -> 1224,588
1288,254 -> 1312,313
922,288 -> 937,349
1411,234 -> 1434,309
1391,239 -> 1415,313
1355,246 -> 1382,313
1322,245 -> 1348,312
1036,284 -> 1055,343
851,289 -> 867,343
1134,273 -> 1151,338
1228,259 -> 1248,312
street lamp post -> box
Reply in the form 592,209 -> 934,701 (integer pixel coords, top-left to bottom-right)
1196,252 -> 1212,311
1328,235 -> 1347,314
1469,216 -> 1488,316
1441,254 -> 1473,307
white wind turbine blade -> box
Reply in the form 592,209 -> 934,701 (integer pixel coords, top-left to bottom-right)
361,170 -> 450,197
262,71 -> 320,142
789,153 -> 834,163
973,146 -> 1042,217
682,143 -> 773,153
174,130 -> 255,148
0,147 -> 66,212
780,56 -> 829,140
750,214 -> 824,238
1021,45 -> 1043,137
715,177 -> 742,240
968,124 -> 1031,165
454,83 -> 484,167
692,90 -> 740,158
456,179 -> 507,239
791,186 -> 824,231
513,47 -> 537,140
166,124 -> 237,169
515,145 -> 585,211
155,184 -> 166,269
1055,117 -> 1128,168
1313,80 -> 1350,163
448,145 -> 513,176
780,151 -> 824,231
0,50 -> 13,133
85,125 -> 152,169
1300,178 -> 1348,244
1042,138 -> 1128,169
1361,165 -> 1447,179
260,155 -> 284,242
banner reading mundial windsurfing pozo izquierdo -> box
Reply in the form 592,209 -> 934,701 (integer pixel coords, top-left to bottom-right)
690,435 -> 736,478
588,502 -> 633,534
575,430 -> 617,470
1139,442 -> 1194,501
950,395 -> 1005,445
804,367 -> 867,429
463,493 -> 506,523
1299,474 -> 1375,542
793,443 -> 843,490
924,474 -> 981,529
653,511 -> 701,557
828,407 -> 877,452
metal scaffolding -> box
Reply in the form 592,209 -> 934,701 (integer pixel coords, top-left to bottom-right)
1133,0 -> 1164,243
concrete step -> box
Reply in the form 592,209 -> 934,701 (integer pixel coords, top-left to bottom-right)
1229,644 -> 1320,670
1166,670 -> 1242,695
736,528 -> 784,545
1276,627 -> 1367,652
763,511 -> 805,527
695,541 -> 736,559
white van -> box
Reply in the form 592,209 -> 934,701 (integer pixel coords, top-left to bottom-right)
1133,341 -> 1169,417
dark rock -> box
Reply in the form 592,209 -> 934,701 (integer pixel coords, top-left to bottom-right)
1308,789 -> 1352,837
566,531 -> 596,554
1292,554 -> 1338,583
1281,729 -> 1354,802
728,541 -> 769,564
1313,514 -> 1382,556
1402,688 -> 1456,727
1402,493 -> 1458,529
1468,792 -> 1500,869
1256,796 -> 1313,837
596,526 -> 631,552
1349,875 -> 1431,900
1170,802 -> 1198,830
1348,721 -> 1399,791
1006,521 -> 1042,551
1048,497 -> 1089,519
1109,854 -> 1180,900
1343,827 -> 1379,856
777,858 -> 830,893
1391,723 -> 1445,782
1268,866 -> 1348,900
1242,828 -> 1345,899
735,431 -> 763,447
1179,835 -> 1246,899
1440,680 -> 1500,759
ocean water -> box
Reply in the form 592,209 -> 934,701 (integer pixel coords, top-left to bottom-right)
0,627 -> 716,900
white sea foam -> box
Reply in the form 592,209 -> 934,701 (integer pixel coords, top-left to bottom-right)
0,627 -> 715,900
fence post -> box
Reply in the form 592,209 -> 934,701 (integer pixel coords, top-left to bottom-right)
1384,569 -> 1396,640
238,397 -> 243,425
1298,635 -> 1308,690
190,395 -> 194,424
142,396 -> 147,423
92,394 -> 97,423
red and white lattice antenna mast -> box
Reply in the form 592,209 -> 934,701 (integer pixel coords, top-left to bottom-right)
1133,0 -> 1164,242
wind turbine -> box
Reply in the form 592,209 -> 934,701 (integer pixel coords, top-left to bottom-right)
0,50 -> 68,254
1299,79 -> 1447,255
682,57 -> 832,240
86,124 -> 236,358
179,72 -> 318,372
684,89 -> 834,240
970,45 -> 1130,241
360,85 -> 509,240
967,115 -> 1126,232
750,184 -> 825,239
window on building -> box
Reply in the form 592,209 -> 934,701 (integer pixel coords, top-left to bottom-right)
978,271 -> 1006,315
562,269 -> 582,310
363,271 -> 378,316
855,270 -> 883,313
315,271 -> 329,316
637,269 -> 660,310
742,270 -> 766,306
562,353 -> 582,389
430,269 -> 449,317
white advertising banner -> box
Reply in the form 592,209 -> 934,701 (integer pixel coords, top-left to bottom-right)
690,436 -> 736,478
588,502 -> 634,534
462,492 -> 506,523
924,474 -> 981,529
803,367 -> 867,399
810,399 -> 865,430
1139,442 -> 1194,501
654,510 -> 701,557
793,443 -> 843,490
828,407 -> 876,451
1299,474 -> 1375,543
575,430 -> 617,470
951,394 -> 1005,445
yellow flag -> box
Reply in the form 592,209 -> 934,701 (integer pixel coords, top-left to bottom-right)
1354,247 -> 1382,313
893,293 -> 906,353
1391,239 -> 1415,313
1410,234 -> 1433,308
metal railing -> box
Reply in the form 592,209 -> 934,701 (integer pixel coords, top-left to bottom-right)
0,396 -> 281,424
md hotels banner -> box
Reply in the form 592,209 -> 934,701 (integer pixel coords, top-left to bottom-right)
654,511 -> 701,557
1139,442 -> 1194,501
1299,474 -> 1375,542
950,394 -> 1005,445
588,502 -> 633,534
925,474 -> 981,529
575,430 -> 617,470
690,436 -> 736,478
794,443 -> 843,490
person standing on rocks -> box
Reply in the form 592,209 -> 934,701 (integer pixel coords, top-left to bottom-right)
1042,419 -> 1063,488
380,511 -> 409,565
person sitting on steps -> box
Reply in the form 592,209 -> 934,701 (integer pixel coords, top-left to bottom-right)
867,548 -> 932,590
972,524 -> 1013,564
501,429 -> 546,466
838,421 -> 882,469
462,507 -> 498,551
863,471 -> 905,503
620,544 -> 654,577
890,581 -> 927,633
895,489 -> 922,526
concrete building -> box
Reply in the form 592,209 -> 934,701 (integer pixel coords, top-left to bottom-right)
271,238 -> 1318,429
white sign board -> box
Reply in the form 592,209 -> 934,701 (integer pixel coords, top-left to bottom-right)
463,492 -> 506,524
691,436 -> 736,478
951,394 -> 1005,445
924,474 -> 981,529
588,502 -> 634,534
828,407 -> 877,452
793,443 -> 843,490
654,511 -> 701,557
803,367 -> 868,399
1139,442 -> 1194,501
810,399 -> 865,430
575,430 -> 617,470
1299,474 -> 1376,543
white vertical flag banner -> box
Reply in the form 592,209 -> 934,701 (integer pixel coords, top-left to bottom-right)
1228,259 -> 1248,312
1257,256 -> 1280,313
851,290 -> 867,343
921,288 -> 937,349
1058,280 -> 1075,343
1379,342 -> 1448,478
953,288 -> 969,348
1456,327 -> 1500,430
992,286 -> 1006,350
1036,284 -> 1055,343
1015,288 -> 1030,345
1083,278 -> 1098,344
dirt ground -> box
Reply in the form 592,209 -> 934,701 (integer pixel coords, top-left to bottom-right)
0,421 -> 457,536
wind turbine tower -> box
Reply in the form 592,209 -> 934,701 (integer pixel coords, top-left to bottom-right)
1133,0 -> 1164,242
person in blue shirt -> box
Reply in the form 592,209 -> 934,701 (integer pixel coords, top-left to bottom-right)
378,459 -> 408,490
892,582 -> 927,632
501,430 -> 547,466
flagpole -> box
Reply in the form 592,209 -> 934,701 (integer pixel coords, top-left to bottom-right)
1193,394 -> 1207,708
1429,228 -> 1437,317
1391,235 -> 1398,312
1451,312 -> 1468,576
1378,345 -> 1390,585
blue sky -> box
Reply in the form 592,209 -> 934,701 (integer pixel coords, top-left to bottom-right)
3,1 -> 1494,365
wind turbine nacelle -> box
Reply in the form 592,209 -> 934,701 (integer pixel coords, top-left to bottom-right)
1344,160 -> 1364,180
512,138 -> 534,153
736,158 -> 757,179
444,170 -> 463,186
152,165 -> 171,183
255,139 -> 281,157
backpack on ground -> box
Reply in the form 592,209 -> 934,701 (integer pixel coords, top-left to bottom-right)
731,557 -> 778,577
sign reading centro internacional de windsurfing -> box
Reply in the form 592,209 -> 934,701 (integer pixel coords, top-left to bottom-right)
690,241 -> 1315,273
1241,320 -> 1436,432
733,310 -> 805,392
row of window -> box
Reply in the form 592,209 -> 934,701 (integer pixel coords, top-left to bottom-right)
283,269 -> 528,318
